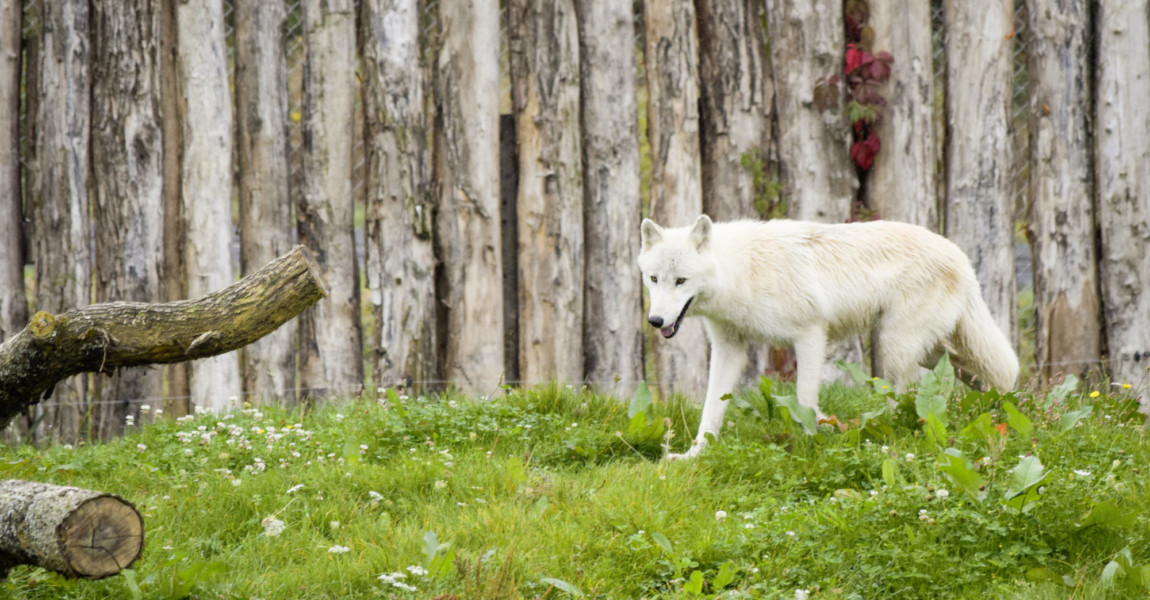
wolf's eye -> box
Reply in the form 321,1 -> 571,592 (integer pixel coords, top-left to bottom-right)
650,275 -> 657,284
675,277 -> 686,285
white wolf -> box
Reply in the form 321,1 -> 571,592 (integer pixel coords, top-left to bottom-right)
639,215 -> 1019,460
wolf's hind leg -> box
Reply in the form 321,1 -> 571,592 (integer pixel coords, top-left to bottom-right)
794,326 -> 829,420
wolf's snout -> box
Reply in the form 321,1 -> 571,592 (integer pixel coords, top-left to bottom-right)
648,316 -> 664,328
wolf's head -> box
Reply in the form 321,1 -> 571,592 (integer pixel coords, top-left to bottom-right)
637,215 -> 714,339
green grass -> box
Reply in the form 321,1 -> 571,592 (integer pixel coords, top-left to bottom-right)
1,370 -> 1148,599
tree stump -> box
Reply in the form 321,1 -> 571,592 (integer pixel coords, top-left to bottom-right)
0,245 -> 328,426
0,480 -> 143,579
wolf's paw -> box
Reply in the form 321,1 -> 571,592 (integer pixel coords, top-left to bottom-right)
665,444 -> 704,461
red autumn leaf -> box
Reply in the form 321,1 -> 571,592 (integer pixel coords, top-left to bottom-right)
995,422 -> 1009,437
869,58 -> 891,82
876,51 -> 894,63
850,134 -> 881,169
845,44 -> 864,74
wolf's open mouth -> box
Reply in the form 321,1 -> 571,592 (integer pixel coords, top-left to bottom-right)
661,297 -> 693,339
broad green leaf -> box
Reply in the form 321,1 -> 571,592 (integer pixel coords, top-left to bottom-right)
774,394 -> 818,435
503,457 -> 526,484
731,394 -> 764,421
627,411 -> 648,436
428,545 -> 455,578
1049,374 -> 1079,404
341,438 -> 361,465
1082,501 -> 1137,530
683,570 -> 705,594
1060,405 -> 1092,433
933,354 -> 956,396
121,569 -> 142,600
881,458 -> 898,487
423,531 -> 442,566
937,448 -> 983,496
925,412 -> 948,446
915,372 -> 948,425
960,412 -> 996,442
859,405 -> 886,426
1003,455 -> 1047,513
541,577 -> 584,597
629,381 -> 652,419
712,562 -> 736,590
834,360 -> 870,385
651,532 -> 673,556
1003,402 -> 1033,438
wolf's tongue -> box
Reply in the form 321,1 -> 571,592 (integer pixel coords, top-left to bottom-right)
661,324 -> 675,338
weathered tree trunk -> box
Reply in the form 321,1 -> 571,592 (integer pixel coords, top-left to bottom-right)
867,0 -> 938,380
361,0 -> 436,392
91,0 -> 166,439
434,0 -> 505,395
298,0 -> 363,398
0,0 -> 23,345
177,0 -> 241,412
574,0 -> 643,395
868,0 -> 937,228
236,0 -> 296,403
30,0 -> 90,443
943,0 -> 1016,347
1025,0 -> 1100,383
696,0 -> 768,221
0,481 -> 143,580
1095,0 -> 1150,388
767,0 -> 862,379
766,0 -> 857,222
0,246 -> 327,425
696,0 -> 774,386
643,0 -> 708,398
509,0 -> 584,386
158,0 -> 188,417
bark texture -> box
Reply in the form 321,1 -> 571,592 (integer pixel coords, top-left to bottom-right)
0,481 -> 143,579
766,0 -> 857,222
868,0 -> 937,228
434,0 -> 505,395
1026,0 -> 1101,382
574,0 -> 643,394
1095,0 -> 1150,388
643,0 -> 708,397
178,0 -> 241,411
0,246 -> 327,425
236,0 -> 297,402
943,0 -> 1017,347
361,0 -> 436,391
510,0 -> 584,385
696,0 -> 769,220
298,0 -> 363,398
0,0 -> 23,345
31,0 -> 90,443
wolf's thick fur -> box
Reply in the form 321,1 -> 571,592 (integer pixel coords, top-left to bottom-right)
639,215 -> 1019,460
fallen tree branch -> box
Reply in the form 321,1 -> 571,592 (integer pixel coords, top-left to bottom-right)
0,480 -> 144,579
0,246 -> 328,426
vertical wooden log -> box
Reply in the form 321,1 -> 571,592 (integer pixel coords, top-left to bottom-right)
695,0 -> 768,221
0,0 -> 23,345
434,0 -> 505,395
643,0 -> 708,398
31,0 -> 90,443
361,0 -> 436,392
574,0 -> 643,395
236,0 -> 297,402
766,0 -> 857,222
943,0 -> 1017,347
1095,0 -> 1150,388
509,0 -> 584,385
159,0 -> 189,416
91,0 -> 166,439
298,0 -> 363,398
1025,0 -> 1101,382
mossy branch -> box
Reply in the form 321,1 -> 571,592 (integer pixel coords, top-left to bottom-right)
0,246 -> 328,426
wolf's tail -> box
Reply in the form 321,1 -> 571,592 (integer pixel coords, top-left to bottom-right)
955,294 -> 1019,390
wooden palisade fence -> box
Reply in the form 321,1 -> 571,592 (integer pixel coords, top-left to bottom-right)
0,0 -> 1147,443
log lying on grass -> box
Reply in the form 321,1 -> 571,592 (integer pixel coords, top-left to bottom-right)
0,480 -> 143,579
0,245 -> 328,427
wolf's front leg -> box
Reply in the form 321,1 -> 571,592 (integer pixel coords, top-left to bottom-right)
667,335 -> 747,460
794,326 -> 829,421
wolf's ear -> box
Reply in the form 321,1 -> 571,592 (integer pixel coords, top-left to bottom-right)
640,219 -> 663,251
688,214 -> 712,251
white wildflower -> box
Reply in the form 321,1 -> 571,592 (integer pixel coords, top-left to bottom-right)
261,517 -> 285,537
715,510 -> 727,521
328,545 -> 350,554
795,589 -> 810,600
286,484 -> 305,494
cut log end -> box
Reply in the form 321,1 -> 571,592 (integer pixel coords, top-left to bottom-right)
59,496 -> 144,579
